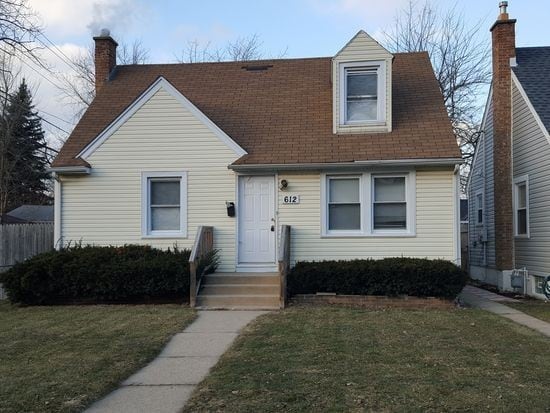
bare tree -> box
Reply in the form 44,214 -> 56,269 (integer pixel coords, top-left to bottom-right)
177,34 -> 284,63
60,39 -> 149,119
383,1 -> 491,191
0,0 -> 42,77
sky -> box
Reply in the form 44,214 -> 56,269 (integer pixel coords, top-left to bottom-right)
19,0 -> 549,146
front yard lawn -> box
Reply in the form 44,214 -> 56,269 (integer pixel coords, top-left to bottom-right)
0,303 -> 195,413
184,306 -> 550,412
507,299 -> 550,323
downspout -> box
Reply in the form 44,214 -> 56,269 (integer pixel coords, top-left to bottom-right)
53,174 -> 63,249
453,164 -> 461,266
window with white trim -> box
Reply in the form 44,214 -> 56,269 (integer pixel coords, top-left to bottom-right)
475,191 -> 483,225
340,61 -> 386,125
514,176 -> 529,237
322,172 -> 415,236
327,176 -> 361,231
142,172 -> 187,237
372,176 -> 407,230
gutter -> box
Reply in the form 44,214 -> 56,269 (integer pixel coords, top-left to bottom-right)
48,166 -> 91,175
229,157 -> 464,172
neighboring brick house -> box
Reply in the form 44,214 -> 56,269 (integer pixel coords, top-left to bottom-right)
51,28 -> 461,308
468,2 -> 550,299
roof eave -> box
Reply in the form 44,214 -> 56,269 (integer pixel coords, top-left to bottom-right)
229,157 -> 463,172
48,166 -> 91,175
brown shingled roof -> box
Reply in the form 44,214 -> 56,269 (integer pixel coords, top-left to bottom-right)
52,52 -> 460,168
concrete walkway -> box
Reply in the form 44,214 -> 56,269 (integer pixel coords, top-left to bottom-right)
86,310 -> 267,413
460,285 -> 550,337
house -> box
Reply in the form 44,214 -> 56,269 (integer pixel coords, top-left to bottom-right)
3,205 -> 54,223
50,28 -> 462,308
468,2 -> 550,299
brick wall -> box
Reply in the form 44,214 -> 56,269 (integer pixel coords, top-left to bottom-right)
490,14 -> 516,271
291,294 -> 455,310
93,34 -> 117,93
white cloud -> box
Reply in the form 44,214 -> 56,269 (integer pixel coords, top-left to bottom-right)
28,0 -> 146,37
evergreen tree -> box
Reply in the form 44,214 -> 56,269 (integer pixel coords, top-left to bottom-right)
0,79 -> 50,218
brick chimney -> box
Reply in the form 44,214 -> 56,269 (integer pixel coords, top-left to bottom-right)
93,29 -> 118,94
490,1 -> 516,271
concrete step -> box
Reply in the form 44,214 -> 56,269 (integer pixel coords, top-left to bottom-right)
196,294 -> 280,310
201,284 -> 279,295
203,273 -> 279,286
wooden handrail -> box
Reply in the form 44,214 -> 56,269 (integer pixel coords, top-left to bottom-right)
278,225 -> 291,309
189,226 -> 213,307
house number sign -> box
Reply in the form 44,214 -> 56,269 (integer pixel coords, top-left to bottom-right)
283,194 -> 300,204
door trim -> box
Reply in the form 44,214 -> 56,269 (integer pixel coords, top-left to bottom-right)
236,174 -> 277,270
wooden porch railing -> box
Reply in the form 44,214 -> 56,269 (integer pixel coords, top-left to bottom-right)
189,226 -> 213,307
278,225 -> 291,309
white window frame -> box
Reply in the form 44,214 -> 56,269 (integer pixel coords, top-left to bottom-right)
513,175 -> 530,238
475,190 -> 484,226
141,171 -> 187,238
324,175 -> 363,236
339,60 -> 386,126
321,171 -> 416,237
370,174 -> 412,235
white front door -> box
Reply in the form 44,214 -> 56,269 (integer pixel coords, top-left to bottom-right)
238,176 -> 276,265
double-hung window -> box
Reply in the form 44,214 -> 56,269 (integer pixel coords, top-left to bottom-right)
340,61 -> 385,125
327,176 -> 361,232
323,172 -> 414,236
142,172 -> 187,237
475,191 -> 484,226
372,176 -> 407,230
514,176 -> 529,237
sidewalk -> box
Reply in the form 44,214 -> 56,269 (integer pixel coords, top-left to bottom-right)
86,310 -> 267,413
460,285 -> 550,337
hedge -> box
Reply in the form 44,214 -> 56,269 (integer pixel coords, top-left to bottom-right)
287,258 -> 467,299
0,245 -> 216,305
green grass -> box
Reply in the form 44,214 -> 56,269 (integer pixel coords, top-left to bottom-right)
0,303 -> 195,413
184,307 -> 550,413
507,300 -> 550,323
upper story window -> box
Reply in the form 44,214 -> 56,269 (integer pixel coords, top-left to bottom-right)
514,176 -> 529,237
340,61 -> 386,126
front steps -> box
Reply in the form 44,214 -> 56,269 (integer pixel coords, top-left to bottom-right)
196,272 -> 280,310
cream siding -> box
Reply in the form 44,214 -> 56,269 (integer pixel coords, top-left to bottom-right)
278,169 -> 456,264
332,31 -> 393,134
512,81 -> 550,277
60,88 -> 240,272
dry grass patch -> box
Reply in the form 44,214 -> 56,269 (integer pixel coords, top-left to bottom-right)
184,306 -> 550,412
507,300 -> 550,323
0,303 -> 195,413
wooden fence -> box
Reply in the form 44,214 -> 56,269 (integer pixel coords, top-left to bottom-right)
0,223 -> 54,299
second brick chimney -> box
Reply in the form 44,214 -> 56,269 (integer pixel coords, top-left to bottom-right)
93,29 -> 118,94
490,1 -> 516,271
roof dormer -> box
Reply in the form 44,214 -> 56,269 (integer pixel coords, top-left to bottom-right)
333,30 -> 393,134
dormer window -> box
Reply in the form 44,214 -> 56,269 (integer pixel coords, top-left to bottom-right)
340,61 -> 386,125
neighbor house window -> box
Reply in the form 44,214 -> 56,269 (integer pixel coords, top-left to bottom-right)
514,176 -> 529,237
372,176 -> 407,230
327,176 -> 361,231
340,61 -> 385,125
141,172 -> 187,237
475,191 -> 483,225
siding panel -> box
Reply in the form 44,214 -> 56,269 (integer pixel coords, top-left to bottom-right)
278,170 -> 456,264
512,82 -> 550,276
61,88 -> 240,272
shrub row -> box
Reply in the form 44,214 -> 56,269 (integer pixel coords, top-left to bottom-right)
287,258 -> 467,299
0,245 -> 207,305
